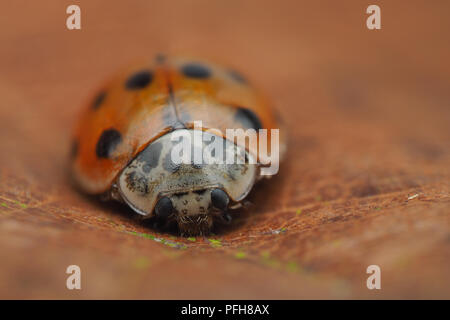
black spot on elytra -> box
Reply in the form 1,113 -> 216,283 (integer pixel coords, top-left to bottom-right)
228,69 -> 247,83
163,152 -> 181,173
92,91 -> 106,110
235,107 -> 262,131
181,63 -> 211,79
125,70 -> 153,90
96,129 -> 122,158
136,142 -> 163,173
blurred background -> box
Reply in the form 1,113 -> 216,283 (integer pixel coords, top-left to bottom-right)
0,0 -> 449,299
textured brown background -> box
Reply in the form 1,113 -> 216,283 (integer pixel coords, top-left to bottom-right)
0,0 -> 449,299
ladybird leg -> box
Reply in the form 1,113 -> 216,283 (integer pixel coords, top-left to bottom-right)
100,184 -> 124,203
228,200 -> 253,210
229,203 -> 242,210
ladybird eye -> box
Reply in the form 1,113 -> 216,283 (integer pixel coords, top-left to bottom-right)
210,189 -> 229,211
155,196 -> 173,218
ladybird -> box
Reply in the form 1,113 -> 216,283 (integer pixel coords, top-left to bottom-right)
71,55 -> 286,236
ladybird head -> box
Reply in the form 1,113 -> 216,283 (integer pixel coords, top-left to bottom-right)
153,188 -> 231,236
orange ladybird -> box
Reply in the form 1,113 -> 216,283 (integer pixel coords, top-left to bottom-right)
71,55 -> 286,236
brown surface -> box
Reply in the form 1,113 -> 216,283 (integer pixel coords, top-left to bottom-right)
0,1 -> 449,299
